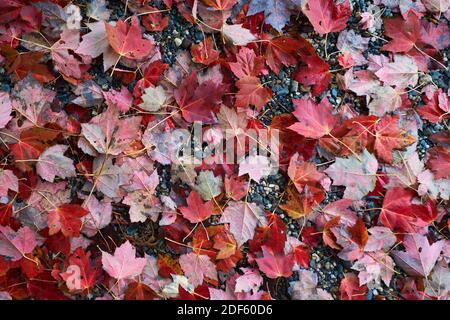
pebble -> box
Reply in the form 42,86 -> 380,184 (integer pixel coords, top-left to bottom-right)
174,38 -> 182,47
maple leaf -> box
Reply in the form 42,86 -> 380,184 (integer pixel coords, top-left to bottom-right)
0,92 -> 12,129
179,191 -> 214,224
279,185 -> 324,219
352,252 -> 394,287
91,156 -> 129,198
384,151 -> 424,188
36,145 -> 76,183
60,248 -> 101,293
234,268 -> 263,294
76,21 -> 119,71
422,0 -> 450,13
221,24 -> 256,46
0,226 -> 37,261
247,0 -> 302,32
219,201 -> 267,246
0,170 -> 18,197
417,89 -> 450,123
255,246 -> 294,279
302,0 -> 351,35
425,260 -> 450,299
10,75 -> 56,127
287,154 -> 326,194
288,97 -> 337,139
263,35 -> 315,74
191,37 -> 220,66
213,231 -> 238,260
72,80 -> 104,107
81,106 -> 142,155
51,28 -> 90,80
105,16 -> 154,60
339,273 -> 368,300
372,114 -> 416,163
392,234 -> 444,277
174,72 -> 225,123
420,20 -> 450,50
381,11 -> 420,53
87,0 -> 111,21
234,76 -> 272,111
347,218 -> 368,249
364,227 -> 397,252
324,149 -> 378,200
104,86 -> 133,112
375,54 -> 418,89
9,127 -> 59,172
48,204 -> 89,237
294,55 -> 331,96
1,46 -> 55,83
202,0 -> 237,10
101,240 -> 146,280
417,169 -> 450,200
380,187 -> 437,233
82,196 -> 112,237
179,252 -> 218,287
290,269 -> 334,299
124,281 -> 157,300
123,190 -> 160,223
229,47 -> 265,79
427,146 -> 450,179
238,155 -> 273,182
139,85 -> 167,112
368,85 -> 402,116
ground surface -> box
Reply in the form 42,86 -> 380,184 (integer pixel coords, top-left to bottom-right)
0,0 -> 448,300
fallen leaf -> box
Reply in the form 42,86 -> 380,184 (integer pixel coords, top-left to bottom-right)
179,191 -> 214,223
105,16 -> 154,60
101,240 -> 146,280
219,201 -> 267,247
48,204 -> 89,237
324,149 -> 378,200
302,0 -> 351,35
36,145 -> 76,183
0,226 -> 37,261
392,234 -> 444,277
288,97 -> 336,139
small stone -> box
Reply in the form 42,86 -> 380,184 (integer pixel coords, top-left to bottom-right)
290,80 -> 299,93
174,38 -> 182,47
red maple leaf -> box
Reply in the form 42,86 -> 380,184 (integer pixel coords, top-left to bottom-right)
9,127 -> 59,172
339,273 -> 368,300
372,115 -> 416,163
179,191 -> 214,224
191,37 -> 220,65
229,47 -> 265,79
105,16 -> 154,60
255,246 -> 294,279
263,35 -> 315,74
380,188 -> 437,234
288,97 -> 337,139
47,204 -> 89,237
124,281 -> 157,300
234,76 -> 272,111
174,72 -> 226,123
381,11 -> 420,53
303,0 -> 351,35
347,218 -> 368,249
294,55 -> 331,96
427,147 -> 450,179
60,248 -> 101,293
